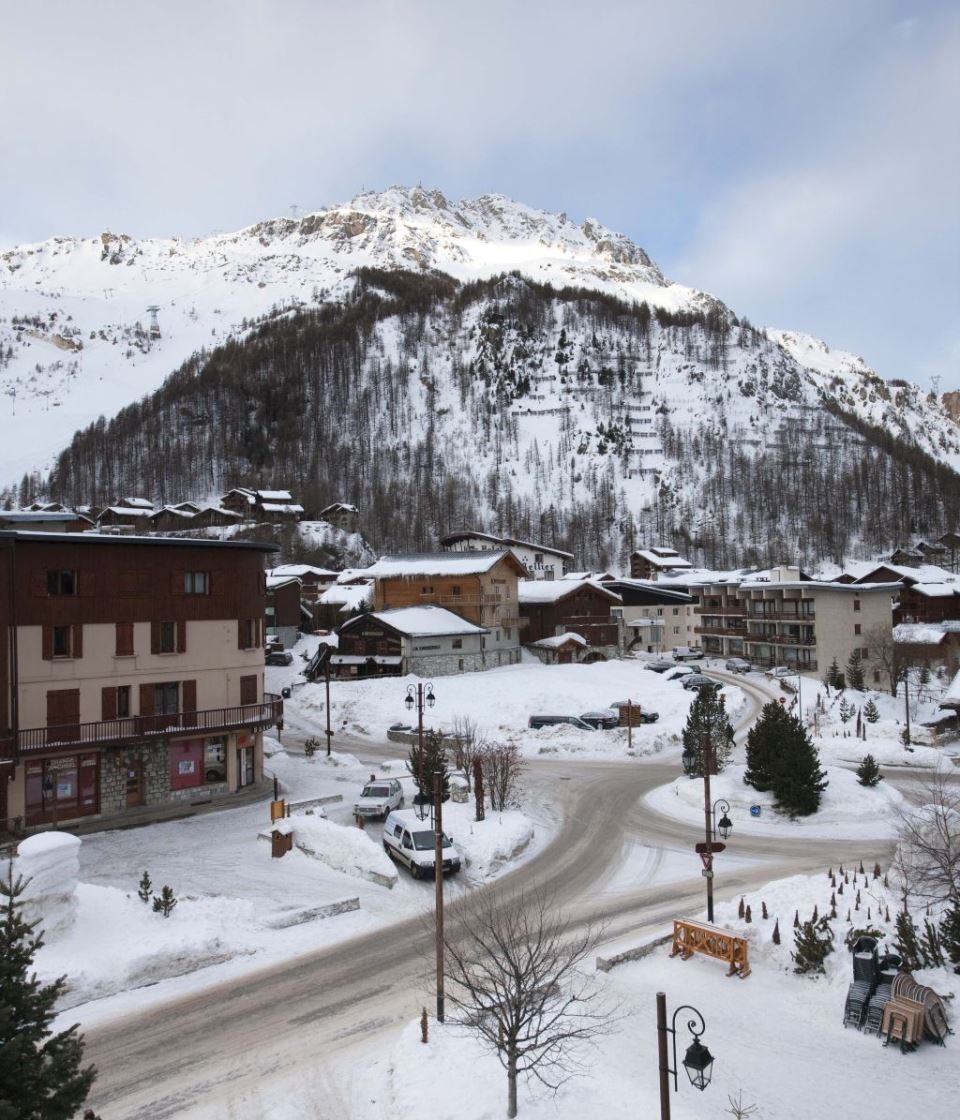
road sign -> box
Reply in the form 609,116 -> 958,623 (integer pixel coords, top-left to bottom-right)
694,841 -> 726,854
699,852 -> 713,872
701,869 -> 714,878
750,805 -> 762,818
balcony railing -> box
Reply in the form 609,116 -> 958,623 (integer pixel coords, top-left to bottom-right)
745,606 -> 815,621
750,656 -> 818,671
695,622 -> 747,636
6,694 -> 283,758
694,604 -> 744,616
745,633 -> 816,648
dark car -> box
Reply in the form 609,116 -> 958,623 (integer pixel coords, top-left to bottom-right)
579,710 -> 620,730
528,715 -> 595,731
265,650 -> 294,666
609,701 -> 660,724
682,674 -> 719,691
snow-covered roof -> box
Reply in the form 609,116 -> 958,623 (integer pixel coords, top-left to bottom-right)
0,510 -> 81,523
440,529 -> 574,561
149,505 -> 195,519
942,669 -> 960,709
120,496 -> 154,509
98,505 -> 154,518
364,551 -> 522,578
266,573 -> 302,589
911,583 -> 960,598
530,632 -> 588,649
257,489 -> 294,501
633,548 -> 692,569
346,605 -> 487,638
739,579 -> 898,593
845,560 -> 957,584
260,502 -> 304,514
320,582 -> 373,610
223,487 -> 256,503
320,502 -> 359,514
518,578 -> 621,605
894,622 -> 960,643
271,563 -> 338,579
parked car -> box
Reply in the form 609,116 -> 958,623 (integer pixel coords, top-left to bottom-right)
528,714 -> 596,731
354,778 -> 404,819
725,658 -> 752,674
765,665 -> 797,679
682,674 -> 720,691
580,709 -> 620,730
383,809 -> 462,879
673,646 -> 704,662
608,701 -> 660,723
664,664 -> 696,680
265,650 -> 294,666
644,660 -> 676,673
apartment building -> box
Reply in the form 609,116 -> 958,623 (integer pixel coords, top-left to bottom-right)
695,568 -> 896,680
366,551 -> 527,667
0,531 -> 281,831
603,579 -> 697,654
440,530 -> 574,581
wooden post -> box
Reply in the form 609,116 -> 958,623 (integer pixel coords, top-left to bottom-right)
324,658 -> 333,757
434,773 -> 445,1023
702,732 -> 714,923
627,700 -> 633,751
656,991 -> 671,1120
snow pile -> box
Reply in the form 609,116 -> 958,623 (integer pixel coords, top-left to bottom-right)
15,832 -> 81,937
288,813 -> 398,887
442,801 -> 535,879
645,763 -> 904,838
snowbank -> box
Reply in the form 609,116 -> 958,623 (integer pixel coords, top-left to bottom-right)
442,801 -> 535,879
16,831 -> 81,936
289,813 -> 398,887
644,763 -> 904,838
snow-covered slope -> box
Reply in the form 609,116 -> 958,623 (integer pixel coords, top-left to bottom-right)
4,185 -> 955,483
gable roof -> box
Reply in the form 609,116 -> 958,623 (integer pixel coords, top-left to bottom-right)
271,563 -> 339,579
340,605 -> 487,638
530,632 -> 588,649
518,578 -> 622,605
440,529 -> 574,561
364,550 -> 526,579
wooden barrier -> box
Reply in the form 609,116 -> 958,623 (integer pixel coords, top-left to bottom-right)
271,829 -> 293,859
270,799 -> 286,823
669,919 -> 751,978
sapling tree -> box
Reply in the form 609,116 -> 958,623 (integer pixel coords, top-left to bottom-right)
856,754 -> 883,787
137,870 -> 153,903
152,885 -> 177,918
863,698 -> 880,723
682,685 -> 734,776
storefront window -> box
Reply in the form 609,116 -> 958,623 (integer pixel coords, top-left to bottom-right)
204,738 -> 227,784
169,739 -> 204,790
25,754 -> 99,824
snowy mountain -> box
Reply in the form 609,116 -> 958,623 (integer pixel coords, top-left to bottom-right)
3,186 -> 959,568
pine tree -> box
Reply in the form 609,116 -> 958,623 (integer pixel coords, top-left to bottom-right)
152,886 -> 177,918
939,903 -> 960,974
863,698 -> 880,723
681,686 -> 734,776
137,870 -> 153,904
744,700 -> 791,792
838,696 -> 853,724
792,918 -> 834,975
745,702 -> 827,816
894,911 -> 924,971
406,730 -> 451,805
772,919 -> 780,945
855,754 -> 882,787
846,648 -> 865,691
825,658 -> 844,689
0,870 -> 97,1117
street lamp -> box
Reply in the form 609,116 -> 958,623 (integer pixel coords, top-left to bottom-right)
682,735 -> 733,922
405,682 -> 435,820
713,798 -> 733,840
656,992 -> 714,1120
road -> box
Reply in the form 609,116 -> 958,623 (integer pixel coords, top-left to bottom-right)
82,671 -> 897,1118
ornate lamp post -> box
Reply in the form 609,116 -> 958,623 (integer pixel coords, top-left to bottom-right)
682,740 -> 734,922
405,682 -> 435,821
656,993 -> 715,1120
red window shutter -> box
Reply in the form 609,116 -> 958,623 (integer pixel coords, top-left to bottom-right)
181,679 -> 197,712
116,622 -> 134,656
42,625 -> 53,660
139,683 -> 154,717
240,675 -> 258,705
72,623 -> 83,659
101,687 -> 117,721
151,621 -> 160,655
177,620 -> 187,653
257,618 -> 263,648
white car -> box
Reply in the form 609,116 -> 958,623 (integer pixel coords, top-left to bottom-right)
354,778 -> 404,820
765,665 -> 798,679
664,664 -> 696,680
725,658 -> 752,674
383,809 -> 462,879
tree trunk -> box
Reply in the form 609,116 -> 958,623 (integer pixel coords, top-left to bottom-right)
507,1047 -> 518,1118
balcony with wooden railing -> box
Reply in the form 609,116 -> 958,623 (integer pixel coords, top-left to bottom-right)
695,621 -> 747,637
693,603 -> 744,617
745,606 -> 815,621
2,693 -> 283,759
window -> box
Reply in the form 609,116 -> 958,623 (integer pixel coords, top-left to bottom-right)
861,647 -> 869,658
238,618 -> 260,649
504,627 -> 512,640
657,608 -> 663,616
47,570 -> 77,596
115,622 -> 134,657
420,585 -> 434,595
117,686 -> 130,719
458,658 -> 464,671
159,621 -> 176,653
495,630 -> 500,642
451,584 -> 461,598
452,638 -> 463,650
154,682 -> 179,715
534,553 -> 544,565
184,571 -> 209,595
854,623 -> 861,636
672,607 -> 679,616
52,625 -> 71,657
873,669 -> 881,683
853,599 -> 861,612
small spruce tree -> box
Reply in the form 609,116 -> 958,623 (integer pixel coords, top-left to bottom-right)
0,869 -> 97,1116
863,698 -> 880,723
838,696 -> 853,724
939,903 -> 960,974
152,885 -> 177,918
137,870 -> 153,904
856,754 -> 883,787
894,911 -> 924,971
846,648 -> 866,691
792,917 -> 834,975
407,730 -> 451,805
772,919 -> 781,945
681,686 -> 734,776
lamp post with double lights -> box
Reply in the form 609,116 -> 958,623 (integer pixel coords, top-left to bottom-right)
656,993 -> 715,1120
405,682 -> 435,821
682,736 -> 734,923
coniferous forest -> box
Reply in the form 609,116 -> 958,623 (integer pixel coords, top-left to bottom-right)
35,269 -> 960,571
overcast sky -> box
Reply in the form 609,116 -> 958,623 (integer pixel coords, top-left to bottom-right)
2,0 -> 957,387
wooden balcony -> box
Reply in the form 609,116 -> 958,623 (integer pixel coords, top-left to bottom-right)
694,604 -> 744,616
745,607 -> 815,621
695,622 -> 747,636
745,633 -> 816,648
4,694 -> 283,759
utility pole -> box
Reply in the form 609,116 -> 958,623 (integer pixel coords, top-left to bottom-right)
656,992 -> 672,1120
627,700 -> 633,752
324,658 -> 333,757
702,732 -> 715,922
434,773 -> 446,1024
903,672 -> 911,745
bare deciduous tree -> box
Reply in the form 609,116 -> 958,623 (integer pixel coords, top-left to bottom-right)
481,741 -> 524,812
451,713 -> 480,793
896,770 -> 960,908
865,623 -> 904,696
443,888 -> 616,1118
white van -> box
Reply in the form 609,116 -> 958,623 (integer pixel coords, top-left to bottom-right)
383,809 -> 462,879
